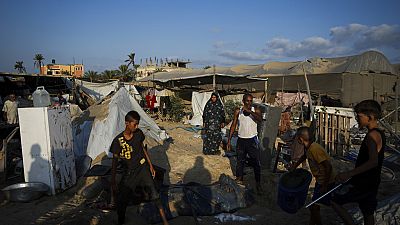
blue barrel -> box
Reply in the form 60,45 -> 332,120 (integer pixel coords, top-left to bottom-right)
277,168 -> 312,214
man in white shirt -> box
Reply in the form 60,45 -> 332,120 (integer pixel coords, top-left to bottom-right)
2,94 -> 18,124
227,93 -> 263,193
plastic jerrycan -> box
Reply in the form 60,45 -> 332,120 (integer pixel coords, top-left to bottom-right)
33,86 -> 51,107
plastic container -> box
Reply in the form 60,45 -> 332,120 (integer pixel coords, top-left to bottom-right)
277,168 -> 312,214
32,86 -> 51,107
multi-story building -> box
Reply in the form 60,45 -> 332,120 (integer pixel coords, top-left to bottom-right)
40,60 -> 84,78
136,58 -> 191,79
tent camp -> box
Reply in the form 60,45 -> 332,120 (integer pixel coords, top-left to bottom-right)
255,51 -> 398,106
73,87 -> 167,159
139,51 -> 398,107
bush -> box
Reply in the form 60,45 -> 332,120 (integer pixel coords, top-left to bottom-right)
169,95 -> 185,122
224,99 -> 242,123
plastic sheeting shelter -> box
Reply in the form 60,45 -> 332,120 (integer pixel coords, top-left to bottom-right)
139,70 -> 267,91
256,51 -> 399,106
73,87 -> 167,159
65,79 -> 140,102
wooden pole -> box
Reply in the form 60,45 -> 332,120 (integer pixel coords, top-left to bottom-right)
213,64 -> 216,91
281,76 -> 284,105
302,62 -> 314,121
264,80 -> 268,103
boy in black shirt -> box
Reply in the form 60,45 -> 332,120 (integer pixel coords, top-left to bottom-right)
332,100 -> 385,225
110,110 -> 169,225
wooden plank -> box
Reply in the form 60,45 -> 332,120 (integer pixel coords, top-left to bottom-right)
338,116 -> 344,156
332,115 -> 337,155
346,117 -> 351,151
324,112 -> 329,149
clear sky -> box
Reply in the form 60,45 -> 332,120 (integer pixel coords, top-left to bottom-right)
1,0 -> 399,73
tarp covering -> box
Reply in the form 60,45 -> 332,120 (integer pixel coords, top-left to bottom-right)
65,79 -> 141,102
65,79 -> 119,101
72,87 -> 167,159
139,73 -> 266,87
350,193 -> 400,225
274,92 -> 309,107
189,92 -> 212,126
138,51 -> 396,85
259,51 -> 397,76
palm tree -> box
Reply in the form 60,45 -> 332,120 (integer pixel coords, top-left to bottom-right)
102,70 -> 115,80
117,64 -> 133,81
125,52 -> 138,81
14,61 -> 26,73
33,54 -> 45,74
84,70 -> 98,82
125,52 -> 135,68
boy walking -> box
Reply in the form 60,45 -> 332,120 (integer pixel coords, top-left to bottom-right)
110,111 -> 169,225
332,100 -> 385,225
290,126 -> 335,225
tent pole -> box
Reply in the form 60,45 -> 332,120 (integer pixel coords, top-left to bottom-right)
264,80 -> 268,103
302,62 -> 314,121
213,65 -> 216,91
281,76 -> 284,105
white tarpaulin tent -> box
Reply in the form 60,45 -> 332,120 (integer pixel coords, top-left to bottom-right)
65,79 -> 119,101
73,87 -> 167,159
189,91 -> 212,126
65,79 -> 141,102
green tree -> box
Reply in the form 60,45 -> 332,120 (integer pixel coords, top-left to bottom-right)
84,70 -> 98,82
169,95 -> 186,122
224,99 -> 242,123
14,61 -> 26,73
117,64 -> 132,81
33,54 -> 45,74
102,70 -> 115,80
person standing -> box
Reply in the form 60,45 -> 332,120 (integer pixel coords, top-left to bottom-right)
332,100 -> 385,225
145,89 -> 157,113
110,111 -> 169,225
202,92 -> 225,155
2,94 -> 19,124
227,93 -> 263,193
290,126 -> 335,225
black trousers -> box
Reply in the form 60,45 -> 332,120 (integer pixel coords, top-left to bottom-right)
236,136 -> 261,183
117,165 -> 159,224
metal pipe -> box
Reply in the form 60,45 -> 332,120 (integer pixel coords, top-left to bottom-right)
305,178 -> 350,208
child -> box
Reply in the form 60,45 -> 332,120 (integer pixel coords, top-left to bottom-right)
110,111 -> 169,225
290,126 -> 335,225
332,100 -> 385,225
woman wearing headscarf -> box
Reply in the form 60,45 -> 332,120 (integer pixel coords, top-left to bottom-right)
202,92 -> 225,155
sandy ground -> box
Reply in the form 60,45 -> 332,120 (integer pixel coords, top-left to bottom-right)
0,120 -> 399,225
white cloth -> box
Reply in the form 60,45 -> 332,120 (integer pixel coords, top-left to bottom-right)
238,107 -> 258,138
189,92 -> 212,126
2,100 -> 18,124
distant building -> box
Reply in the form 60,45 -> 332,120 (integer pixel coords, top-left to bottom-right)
40,60 -> 84,78
136,58 -> 191,79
